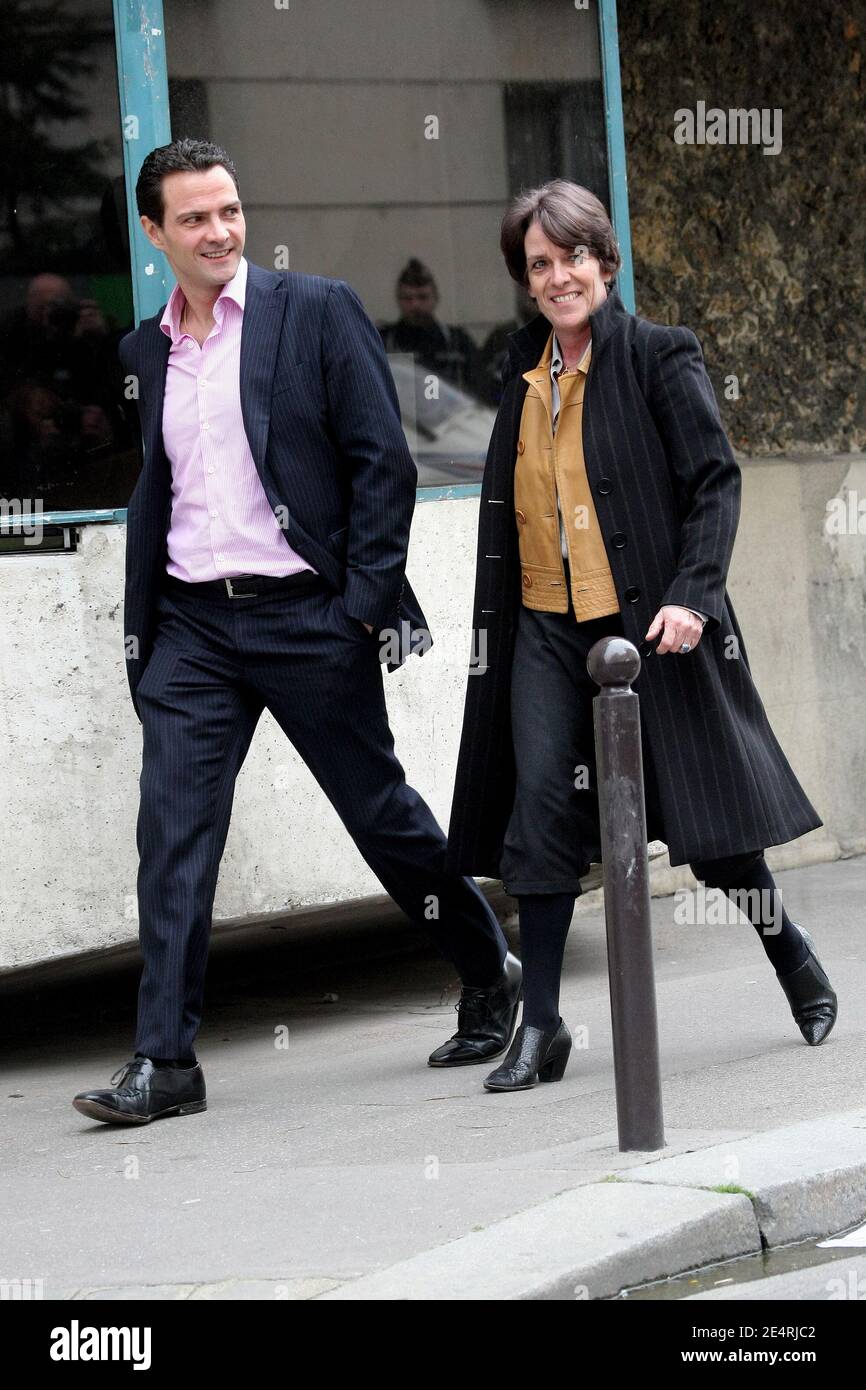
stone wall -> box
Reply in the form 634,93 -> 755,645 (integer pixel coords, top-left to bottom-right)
619,1 -> 865,454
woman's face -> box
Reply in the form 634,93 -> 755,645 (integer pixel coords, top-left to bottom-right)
523,220 -> 611,338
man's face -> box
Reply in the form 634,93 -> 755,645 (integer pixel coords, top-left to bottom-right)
141,165 -> 245,294
523,221 -> 610,338
397,282 -> 438,326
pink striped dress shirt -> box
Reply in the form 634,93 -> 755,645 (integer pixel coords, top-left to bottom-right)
160,256 -> 314,582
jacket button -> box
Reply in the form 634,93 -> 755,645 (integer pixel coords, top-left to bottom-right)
515,509 -> 526,524
611,532 -> 627,549
516,440 -> 526,455
522,573 -> 533,587
624,586 -> 641,603
597,477 -> 613,495
639,640 -> 654,657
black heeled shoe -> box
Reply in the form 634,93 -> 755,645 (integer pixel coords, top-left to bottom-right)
483,1019 -> 572,1092
776,924 -> 838,1046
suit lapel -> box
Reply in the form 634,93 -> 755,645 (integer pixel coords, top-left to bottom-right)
239,264 -> 287,476
138,318 -> 170,476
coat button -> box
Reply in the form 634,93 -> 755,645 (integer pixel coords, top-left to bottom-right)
611,532 -> 627,549
515,509 -> 526,524
624,586 -> 641,603
522,573 -> 533,587
639,640 -> 654,658
597,477 -> 613,495
516,440 -> 525,455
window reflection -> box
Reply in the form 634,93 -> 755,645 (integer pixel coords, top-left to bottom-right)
379,259 -> 484,399
0,0 -> 136,515
164,0 -> 608,486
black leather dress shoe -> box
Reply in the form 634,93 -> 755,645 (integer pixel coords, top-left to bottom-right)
427,952 -> 522,1066
776,924 -> 838,1045
72,1057 -> 206,1125
483,1018 -> 572,1092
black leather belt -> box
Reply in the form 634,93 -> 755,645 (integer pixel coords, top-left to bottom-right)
162,570 -> 326,600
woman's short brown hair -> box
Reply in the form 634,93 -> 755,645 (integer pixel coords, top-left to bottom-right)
500,180 -> 621,286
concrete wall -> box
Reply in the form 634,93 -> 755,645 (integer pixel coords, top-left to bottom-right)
1,453 -> 864,972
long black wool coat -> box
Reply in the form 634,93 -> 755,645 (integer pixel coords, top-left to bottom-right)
446,288 -> 822,872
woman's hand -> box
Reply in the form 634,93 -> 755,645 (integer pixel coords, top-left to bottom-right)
645,605 -> 704,655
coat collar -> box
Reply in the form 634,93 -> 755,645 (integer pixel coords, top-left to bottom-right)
521,329 -> 592,383
507,285 -> 630,374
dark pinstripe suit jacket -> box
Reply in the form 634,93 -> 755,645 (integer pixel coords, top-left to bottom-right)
446,288 -> 822,870
119,262 -> 430,716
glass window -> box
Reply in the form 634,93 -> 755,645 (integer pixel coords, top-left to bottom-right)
0,0 -> 137,516
164,0 -> 607,486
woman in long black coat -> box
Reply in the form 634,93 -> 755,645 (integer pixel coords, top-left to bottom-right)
444,180 -> 837,1092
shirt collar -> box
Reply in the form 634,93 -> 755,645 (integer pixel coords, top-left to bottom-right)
160,255 -> 248,342
550,331 -> 592,376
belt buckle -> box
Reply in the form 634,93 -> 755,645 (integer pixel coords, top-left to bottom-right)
224,577 -> 256,599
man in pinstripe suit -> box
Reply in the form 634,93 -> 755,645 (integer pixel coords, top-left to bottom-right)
72,140 -> 520,1125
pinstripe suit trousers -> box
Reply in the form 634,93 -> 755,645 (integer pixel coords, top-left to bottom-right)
133,578 -> 506,1059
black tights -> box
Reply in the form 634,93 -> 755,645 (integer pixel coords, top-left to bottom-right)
689,852 -> 808,976
517,854 -> 807,1034
517,892 -> 576,1033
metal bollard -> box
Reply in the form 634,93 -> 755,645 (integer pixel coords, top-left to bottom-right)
587,636 -> 665,1153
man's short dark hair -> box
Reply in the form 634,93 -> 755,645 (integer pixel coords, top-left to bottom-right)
397,258 -> 437,295
136,138 -> 240,225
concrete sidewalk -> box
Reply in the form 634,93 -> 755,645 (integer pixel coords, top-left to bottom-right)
1,856 -> 863,1301
319,1110 -> 866,1300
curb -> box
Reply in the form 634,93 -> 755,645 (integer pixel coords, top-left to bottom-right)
316,1109 -> 866,1301
317,1184 -> 760,1301
622,1108 -> 866,1248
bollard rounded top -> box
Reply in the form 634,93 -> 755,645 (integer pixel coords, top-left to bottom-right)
587,636 -> 641,688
